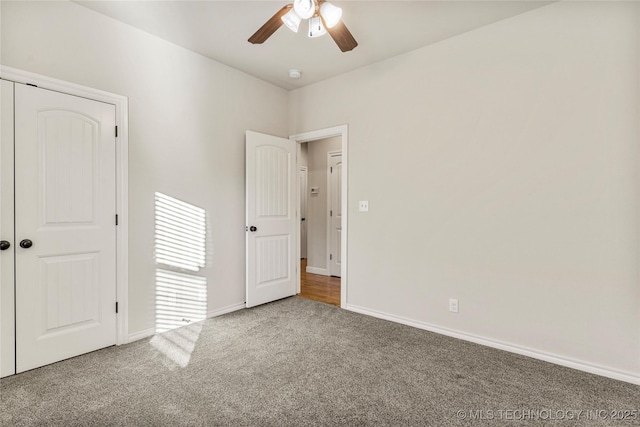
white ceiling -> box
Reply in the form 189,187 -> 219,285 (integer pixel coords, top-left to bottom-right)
75,1 -> 553,90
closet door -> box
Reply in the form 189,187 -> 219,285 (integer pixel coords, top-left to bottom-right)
14,84 -> 117,373
0,80 -> 15,378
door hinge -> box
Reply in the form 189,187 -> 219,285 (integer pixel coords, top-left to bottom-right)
115,302 -> 119,313
330,210 -> 332,217
330,254 -> 333,260
115,214 -> 119,226
115,126 -> 118,138
330,167 -> 333,173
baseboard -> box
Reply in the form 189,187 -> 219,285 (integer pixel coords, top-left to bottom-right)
306,266 -> 329,276
206,302 -> 245,319
127,327 -> 155,343
345,304 -> 640,385
127,302 -> 245,343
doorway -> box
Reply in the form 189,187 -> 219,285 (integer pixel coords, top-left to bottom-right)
291,125 -> 348,308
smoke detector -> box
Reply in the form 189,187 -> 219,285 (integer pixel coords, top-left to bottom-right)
289,69 -> 302,79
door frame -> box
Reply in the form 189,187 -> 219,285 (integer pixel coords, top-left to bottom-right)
0,66 -> 129,345
327,150 -> 341,277
290,125 -> 348,308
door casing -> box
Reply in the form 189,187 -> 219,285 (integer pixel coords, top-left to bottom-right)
0,79 -> 15,377
0,66 -> 129,348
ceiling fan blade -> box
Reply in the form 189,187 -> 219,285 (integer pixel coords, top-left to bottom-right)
248,5 -> 292,44
326,20 -> 358,52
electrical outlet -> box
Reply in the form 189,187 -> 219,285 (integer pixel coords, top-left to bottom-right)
359,200 -> 369,212
449,298 -> 459,313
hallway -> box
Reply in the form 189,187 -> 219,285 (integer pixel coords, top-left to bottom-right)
298,259 -> 340,307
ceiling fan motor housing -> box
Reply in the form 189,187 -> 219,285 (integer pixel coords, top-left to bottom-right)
294,0 -> 316,20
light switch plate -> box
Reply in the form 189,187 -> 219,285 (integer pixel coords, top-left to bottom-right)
359,201 -> 369,212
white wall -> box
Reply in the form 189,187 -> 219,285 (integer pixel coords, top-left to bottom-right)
306,136 -> 341,272
2,0 -> 639,383
1,1 -> 289,336
289,1 -> 640,379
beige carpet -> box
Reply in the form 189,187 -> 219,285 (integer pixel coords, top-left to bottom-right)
1,297 -> 639,426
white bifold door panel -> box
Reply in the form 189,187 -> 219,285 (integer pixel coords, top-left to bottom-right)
245,131 -> 297,308
329,153 -> 342,277
1,83 -> 118,374
1,80 -> 16,378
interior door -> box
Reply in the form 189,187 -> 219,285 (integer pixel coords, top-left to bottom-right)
329,153 -> 342,277
245,131 -> 297,308
0,80 -> 16,378
299,166 -> 308,259
14,84 -> 117,373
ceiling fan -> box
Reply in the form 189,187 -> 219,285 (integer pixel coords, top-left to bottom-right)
248,0 -> 358,52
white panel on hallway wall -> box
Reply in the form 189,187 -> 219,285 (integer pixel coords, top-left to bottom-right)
336,164 -> 342,214
336,229 -> 342,266
329,152 -> 342,277
299,167 -> 308,259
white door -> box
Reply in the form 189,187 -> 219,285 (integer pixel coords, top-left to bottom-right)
14,84 -> 117,373
299,166 -> 308,259
329,153 -> 342,277
0,80 -> 16,378
246,131 -> 297,308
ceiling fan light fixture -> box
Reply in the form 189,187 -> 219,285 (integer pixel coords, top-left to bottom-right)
308,16 -> 326,38
319,2 -> 342,29
293,0 -> 315,20
281,8 -> 302,33
248,0 -> 357,52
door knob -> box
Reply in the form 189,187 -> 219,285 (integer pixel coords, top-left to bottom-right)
249,226 -> 257,232
301,218 -> 306,221
0,240 -> 10,251
19,239 -> 33,249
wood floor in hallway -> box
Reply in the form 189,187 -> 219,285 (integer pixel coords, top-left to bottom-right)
298,259 -> 341,307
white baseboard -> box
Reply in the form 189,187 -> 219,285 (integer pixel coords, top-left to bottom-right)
127,302 -> 245,343
306,266 -> 329,276
345,304 -> 640,385
127,327 -> 155,343
206,302 -> 245,319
